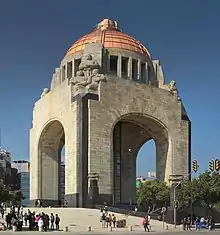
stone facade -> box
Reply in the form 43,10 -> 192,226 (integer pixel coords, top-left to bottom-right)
29,19 -> 191,207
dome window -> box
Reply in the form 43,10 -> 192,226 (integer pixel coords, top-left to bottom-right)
110,55 -> 118,75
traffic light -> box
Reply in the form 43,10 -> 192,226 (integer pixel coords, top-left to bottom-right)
174,200 -> 179,209
209,160 -> 215,172
215,159 -> 220,171
192,160 -> 198,173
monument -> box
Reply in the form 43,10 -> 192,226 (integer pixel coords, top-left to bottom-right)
30,19 -> 191,207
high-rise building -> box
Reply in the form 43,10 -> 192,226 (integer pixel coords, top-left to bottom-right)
12,160 -> 30,206
60,162 -> 65,204
17,172 -> 30,206
148,172 -> 156,178
12,160 -> 30,173
10,168 -> 20,191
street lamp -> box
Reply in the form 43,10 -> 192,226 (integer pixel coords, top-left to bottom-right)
173,171 -> 193,228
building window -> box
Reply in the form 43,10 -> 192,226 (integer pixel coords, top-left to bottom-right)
132,59 -> 138,80
121,57 -> 129,78
62,65 -> 66,81
141,63 -> 146,83
74,59 -> 81,76
110,55 -> 118,75
67,62 -> 72,78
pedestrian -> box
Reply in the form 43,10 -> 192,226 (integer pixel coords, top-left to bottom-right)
38,217 -> 44,232
142,216 -> 149,232
55,214 -> 60,231
50,213 -> 55,230
0,206 -> 4,219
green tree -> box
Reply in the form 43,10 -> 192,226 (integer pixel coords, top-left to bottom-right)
137,180 -> 170,211
9,190 -> 25,205
177,171 -> 220,210
0,179 -> 10,203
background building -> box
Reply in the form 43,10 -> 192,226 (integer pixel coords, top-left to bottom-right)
136,171 -> 157,189
12,160 -> 30,206
12,160 -> 30,173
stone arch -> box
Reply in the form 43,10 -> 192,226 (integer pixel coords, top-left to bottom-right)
111,113 -> 171,204
37,120 -> 65,206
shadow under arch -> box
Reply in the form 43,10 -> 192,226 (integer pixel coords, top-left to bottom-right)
37,120 -> 65,206
111,113 -> 170,205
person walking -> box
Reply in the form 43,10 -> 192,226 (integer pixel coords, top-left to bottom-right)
141,216 -> 149,232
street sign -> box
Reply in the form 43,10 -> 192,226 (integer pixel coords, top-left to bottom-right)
161,207 -> 166,213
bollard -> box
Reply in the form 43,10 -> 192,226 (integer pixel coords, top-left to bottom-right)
128,225 -> 133,231
166,225 -> 168,230
12,226 -> 17,232
109,226 -> 112,231
65,226 -> 68,232
88,226 -> 92,231
39,226 -> 43,232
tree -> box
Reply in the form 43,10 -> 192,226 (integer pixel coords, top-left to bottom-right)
137,180 -> 170,211
9,190 -> 25,206
0,179 -> 24,205
177,171 -> 220,210
0,179 -> 10,203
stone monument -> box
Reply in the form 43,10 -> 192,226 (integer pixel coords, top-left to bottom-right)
30,19 -> 191,207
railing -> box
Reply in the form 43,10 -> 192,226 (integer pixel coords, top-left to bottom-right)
94,204 -> 162,220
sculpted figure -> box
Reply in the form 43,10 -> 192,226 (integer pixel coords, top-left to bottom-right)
70,54 -> 106,93
86,68 -> 106,90
79,54 -> 99,77
168,80 -> 177,93
161,80 -> 177,93
41,88 -> 49,98
70,70 -> 84,84
70,70 -> 88,90
160,80 -> 181,100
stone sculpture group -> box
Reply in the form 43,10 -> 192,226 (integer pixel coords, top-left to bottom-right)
70,54 -> 106,93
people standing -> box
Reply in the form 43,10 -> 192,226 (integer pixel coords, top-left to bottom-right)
142,216 -> 149,232
186,216 -> 191,230
101,211 -> 106,228
0,206 -> 4,219
50,213 -> 55,230
55,214 -> 60,231
112,214 -> 116,228
38,217 -> 44,232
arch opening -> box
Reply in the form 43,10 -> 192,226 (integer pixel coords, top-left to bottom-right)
38,120 -> 65,206
112,114 -> 169,205
137,140 -> 156,178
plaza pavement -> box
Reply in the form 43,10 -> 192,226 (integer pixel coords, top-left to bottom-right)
1,208 -> 182,233
0,230 -> 218,235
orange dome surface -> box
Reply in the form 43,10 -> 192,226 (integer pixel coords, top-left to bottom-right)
66,19 -> 150,58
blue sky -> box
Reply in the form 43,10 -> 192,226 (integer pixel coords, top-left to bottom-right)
0,0 -> 219,176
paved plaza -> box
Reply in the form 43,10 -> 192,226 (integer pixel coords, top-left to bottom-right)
0,230 -> 219,235
1,208 -> 181,233
1,208 -> 219,234
21,208 -> 176,233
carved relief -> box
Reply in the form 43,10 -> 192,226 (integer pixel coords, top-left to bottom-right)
40,88 -> 49,98
70,54 -> 106,94
160,80 -> 181,100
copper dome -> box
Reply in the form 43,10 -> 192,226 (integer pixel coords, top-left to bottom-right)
66,19 -> 150,58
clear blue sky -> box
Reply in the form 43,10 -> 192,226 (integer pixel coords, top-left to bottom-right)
0,0 -> 219,177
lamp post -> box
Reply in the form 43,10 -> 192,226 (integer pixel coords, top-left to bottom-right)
173,171 -> 193,228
